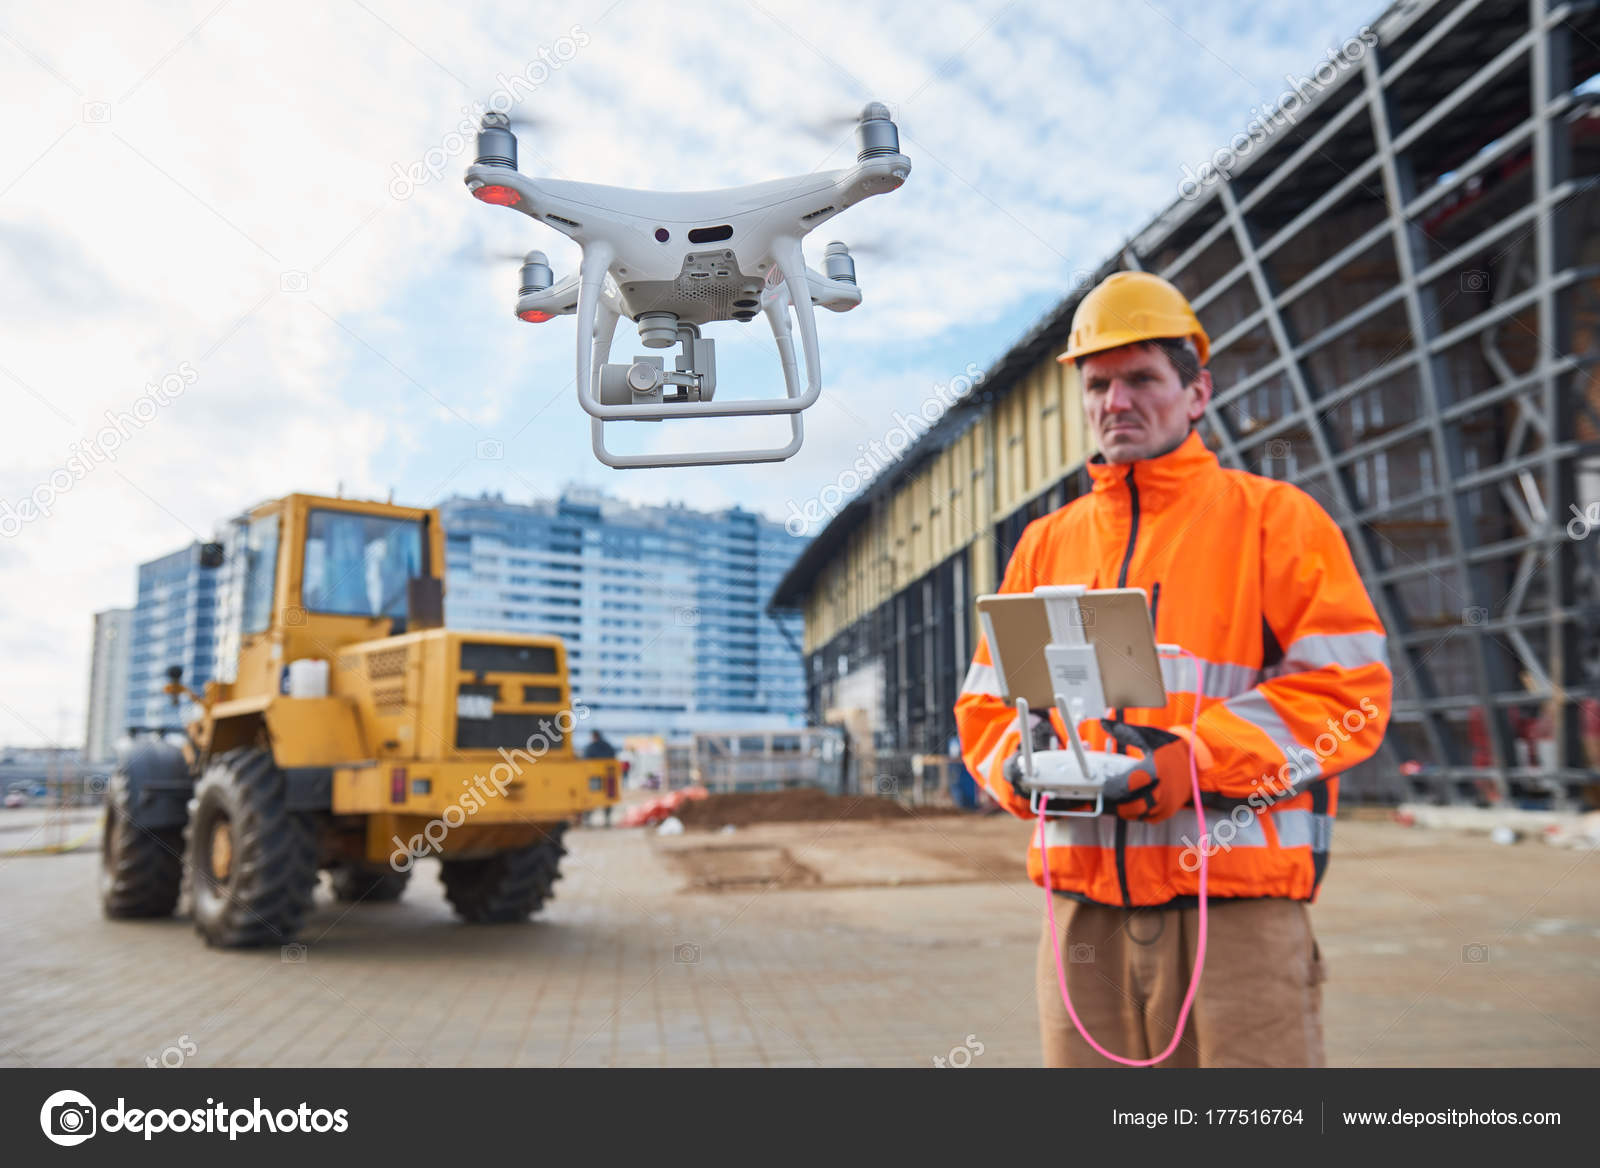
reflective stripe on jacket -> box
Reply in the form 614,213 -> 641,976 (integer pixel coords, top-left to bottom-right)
954,430 -> 1392,907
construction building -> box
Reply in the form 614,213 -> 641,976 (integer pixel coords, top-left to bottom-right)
82,608 -> 132,764
771,0 -> 1600,804
439,488 -> 808,740
125,543 -> 220,732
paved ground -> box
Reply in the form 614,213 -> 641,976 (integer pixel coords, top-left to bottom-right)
0,809 -> 1595,1067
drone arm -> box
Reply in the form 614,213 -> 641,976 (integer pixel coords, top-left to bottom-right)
805,267 -> 863,313
463,165 -> 592,248
831,151 -> 911,214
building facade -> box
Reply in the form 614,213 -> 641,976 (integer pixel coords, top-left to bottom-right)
83,608 -> 133,763
771,0 -> 1600,805
125,543 -> 220,731
440,488 -> 808,740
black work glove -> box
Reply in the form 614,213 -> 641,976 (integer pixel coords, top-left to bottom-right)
1002,715 -> 1065,802
1098,719 -> 1195,822
1002,750 -> 1033,799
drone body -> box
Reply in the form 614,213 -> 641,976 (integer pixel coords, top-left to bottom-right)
463,104 -> 911,468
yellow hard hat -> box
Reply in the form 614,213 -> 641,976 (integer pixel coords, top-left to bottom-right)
1056,271 -> 1210,366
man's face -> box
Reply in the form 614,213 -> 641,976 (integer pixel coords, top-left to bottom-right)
1080,343 -> 1212,464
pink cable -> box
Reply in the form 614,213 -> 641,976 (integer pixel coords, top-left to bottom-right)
1038,647 -> 1207,1067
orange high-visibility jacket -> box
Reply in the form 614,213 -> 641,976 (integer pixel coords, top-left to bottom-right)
955,431 -> 1392,906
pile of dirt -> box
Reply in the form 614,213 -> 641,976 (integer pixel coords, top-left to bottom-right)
660,842 -> 822,890
672,787 -> 962,829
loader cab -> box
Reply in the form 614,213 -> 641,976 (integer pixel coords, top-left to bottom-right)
231,494 -> 447,700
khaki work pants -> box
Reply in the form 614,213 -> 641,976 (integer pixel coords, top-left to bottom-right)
1037,896 -> 1326,1068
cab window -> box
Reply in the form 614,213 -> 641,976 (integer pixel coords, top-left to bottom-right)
303,510 -> 424,620
240,514 -> 279,635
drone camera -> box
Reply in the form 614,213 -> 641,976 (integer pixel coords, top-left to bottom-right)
598,356 -> 664,405
637,311 -> 680,349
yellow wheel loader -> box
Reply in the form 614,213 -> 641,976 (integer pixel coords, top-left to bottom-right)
99,493 -> 619,947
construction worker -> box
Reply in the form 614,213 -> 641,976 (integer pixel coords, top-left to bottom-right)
583,731 -> 618,826
954,271 -> 1392,1068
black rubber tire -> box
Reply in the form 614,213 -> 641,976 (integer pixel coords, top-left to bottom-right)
439,824 -> 567,923
185,747 -> 319,948
100,781 -> 184,919
329,862 -> 410,904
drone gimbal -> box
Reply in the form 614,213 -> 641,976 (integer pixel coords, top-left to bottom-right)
463,104 -> 911,469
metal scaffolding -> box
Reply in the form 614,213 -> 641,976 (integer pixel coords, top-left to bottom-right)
1140,0 -> 1600,802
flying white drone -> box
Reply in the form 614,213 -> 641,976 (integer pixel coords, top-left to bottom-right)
463,103 -> 911,469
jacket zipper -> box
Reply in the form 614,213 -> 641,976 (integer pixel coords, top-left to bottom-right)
1115,467 -> 1141,589
1113,466 -> 1140,909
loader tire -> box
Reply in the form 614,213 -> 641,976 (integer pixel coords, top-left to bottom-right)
100,785 -> 184,919
185,747 -> 319,948
439,824 -> 567,924
329,862 -> 410,904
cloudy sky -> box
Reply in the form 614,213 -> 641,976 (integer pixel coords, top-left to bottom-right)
0,0 -> 1378,747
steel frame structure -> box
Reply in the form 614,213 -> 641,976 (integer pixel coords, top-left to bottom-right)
1140,0 -> 1600,802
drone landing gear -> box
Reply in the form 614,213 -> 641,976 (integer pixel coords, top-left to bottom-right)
576,239 -> 815,470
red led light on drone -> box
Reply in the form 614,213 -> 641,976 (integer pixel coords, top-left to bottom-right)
473,184 -> 521,206
518,309 -> 554,323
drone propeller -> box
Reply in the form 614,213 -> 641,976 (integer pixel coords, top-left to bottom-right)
456,246 -> 536,266
822,237 -> 898,260
453,241 -> 555,305
482,109 -> 547,133
451,222 -> 547,266
793,101 -> 900,151
469,107 -> 560,173
792,109 -> 862,142
453,241 -> 560,320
